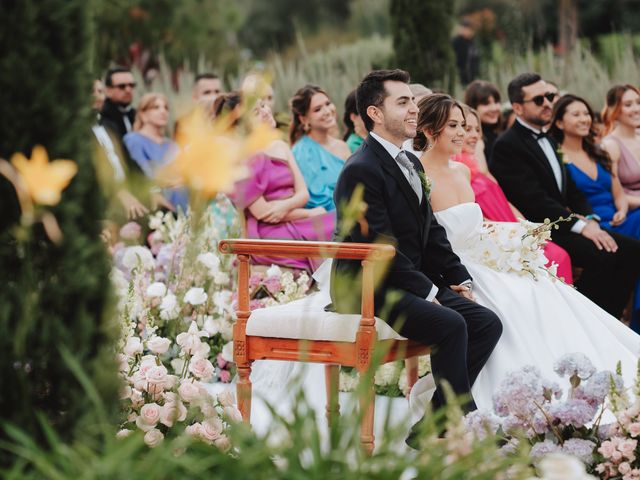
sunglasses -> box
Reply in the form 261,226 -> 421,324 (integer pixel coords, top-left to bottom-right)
522,92 -> 557,106
113,82 -> 137,90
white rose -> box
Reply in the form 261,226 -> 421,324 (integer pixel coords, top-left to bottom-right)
149,212 -> 164,230
138,355 -> 158,375
122,246 -> 155,271
203,316 -> 220,336
145,365 -> 169,392
191,340 -> 210,358
223,406 -> 243,423
116,429 -> 133,439
144,428 -> 164,448
219,321 -> 233,341
136,403 -> 161,431
200,418 -> 223,443
129,389 -> 144,408
176,321 -> 209,355
178,380 -> 203,403
159,293 -> 180,320
189,356 -> 215,381
146,282 -> 167,298
171,358 -> 186,375
147,336 -> 171,354
123,337 -> 143,357
537,453 -> 593,480
197,252 -> 221,273
212,291 -> 233,313
266,265 -> 282,278
217,390 -> 235,408
221,341 -> 234,363
213,272 -> 230,285
184,287 -> 208,306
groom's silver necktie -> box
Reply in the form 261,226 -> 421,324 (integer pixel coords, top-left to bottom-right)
396,150 -> 423,202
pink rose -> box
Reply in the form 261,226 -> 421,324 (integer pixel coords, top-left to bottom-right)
178,381 -> 202,403
120,222 -> 142,241
138,355 -> 158,375
619,462 -> 632,474
619,439 -> 637,458
144,428 -> 164,447
145,365 -> 168,394
136,403 -> 161,431
148,231 -> 164,255
189,356 -> 215,380
185,422 -> 203,438
216,353 -> 228,369
217,390 -> 235,408
599,441 -> 616,458
214,435 -> 231,452
219,370 -> 231,383
264,276 -> 282,294
249,273 -> 263,288
223,406 -> 242,422
200,418 -> 223,443
629,422 -> 640,438
160,401 -> 187,427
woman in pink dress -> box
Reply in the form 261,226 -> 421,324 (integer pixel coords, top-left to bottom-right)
452,105 -> 573,283
229,97 -> 335,271
601,84 -> 640,210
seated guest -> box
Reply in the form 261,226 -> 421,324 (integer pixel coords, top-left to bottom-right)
550,93 -> 640,329
174,73 -> 223,139
453,105 -> 573,283
100,67 -> 137,141
226,95 -> 335,271
464,80 -> 503,164
601,85 -> 640,211
342,89 -> 367,153
491,73 -> 640,319
123,93 -> 188,212
290,85 -> 350,211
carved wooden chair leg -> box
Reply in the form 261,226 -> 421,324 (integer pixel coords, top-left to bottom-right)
324,364 -> 340,427
359,381 -> 376,455
405,356 -> 419,393
236,362 -> 253,424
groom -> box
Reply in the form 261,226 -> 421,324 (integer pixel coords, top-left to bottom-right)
330,69 -> 502,438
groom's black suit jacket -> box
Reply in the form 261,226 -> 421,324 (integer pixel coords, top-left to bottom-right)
330,134 -> 470,313
490,120 -> 593,233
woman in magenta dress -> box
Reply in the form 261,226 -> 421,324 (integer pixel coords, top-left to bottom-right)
230,98 -> 335,271
452,105 -> 573,283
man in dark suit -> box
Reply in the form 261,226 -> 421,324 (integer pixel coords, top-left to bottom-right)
331,70 -> 502,439
491,72 -> 640,318
99,67 -> 137,140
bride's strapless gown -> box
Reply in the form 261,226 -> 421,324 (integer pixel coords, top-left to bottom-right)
434,203 -> 640,409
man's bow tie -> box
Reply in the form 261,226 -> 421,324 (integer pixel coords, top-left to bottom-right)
533,130 -> 548,141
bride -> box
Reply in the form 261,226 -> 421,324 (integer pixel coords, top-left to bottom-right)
414,93 -> 640,410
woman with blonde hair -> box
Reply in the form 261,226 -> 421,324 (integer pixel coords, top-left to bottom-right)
124,93 -> 187,211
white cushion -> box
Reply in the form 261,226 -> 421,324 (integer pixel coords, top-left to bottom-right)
247,289 -> 405,342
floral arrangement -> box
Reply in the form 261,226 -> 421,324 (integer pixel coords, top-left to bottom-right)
339,355 -> 431,397
248,264 -> 312,310
463,353 -> 640,478
469,216 -> 573,281
117,320 -> 241,448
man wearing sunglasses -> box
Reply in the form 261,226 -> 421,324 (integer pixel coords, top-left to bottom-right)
491,72 -> 640,321
99,66 -> 137,140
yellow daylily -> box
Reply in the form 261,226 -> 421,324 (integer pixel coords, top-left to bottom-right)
160,109 -> 279,199
11,145 -> 77,206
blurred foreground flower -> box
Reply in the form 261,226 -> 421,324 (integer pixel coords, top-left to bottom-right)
160,110 -> 279,199
10,145 -> 77,206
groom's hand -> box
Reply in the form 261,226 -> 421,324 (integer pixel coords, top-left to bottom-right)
450,284 -> 475,301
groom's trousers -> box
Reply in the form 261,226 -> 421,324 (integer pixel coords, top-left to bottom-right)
379,287 -> 502,412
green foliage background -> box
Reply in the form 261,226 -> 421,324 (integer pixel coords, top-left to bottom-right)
0,0 -> 119,463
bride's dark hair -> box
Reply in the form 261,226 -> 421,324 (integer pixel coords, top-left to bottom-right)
414,93 -> 465,151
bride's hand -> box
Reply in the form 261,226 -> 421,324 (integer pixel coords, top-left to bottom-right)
450,284 -> 475,301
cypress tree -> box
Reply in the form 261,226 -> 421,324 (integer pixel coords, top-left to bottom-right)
0,0 -> 119,458
390,0 -> 457,90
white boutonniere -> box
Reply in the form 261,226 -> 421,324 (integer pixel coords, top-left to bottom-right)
418,171 -> 433,198
557,147 -> 571,164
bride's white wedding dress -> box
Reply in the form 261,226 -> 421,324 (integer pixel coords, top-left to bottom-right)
434,202 -> 640,409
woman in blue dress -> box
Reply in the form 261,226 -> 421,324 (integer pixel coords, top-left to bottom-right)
290,85 -> 350,211
550,93 -> 640,330
124,93 -> 188,212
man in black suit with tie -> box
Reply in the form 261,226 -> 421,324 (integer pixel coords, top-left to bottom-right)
491,72 -> 640,318
330,70 -> 502,441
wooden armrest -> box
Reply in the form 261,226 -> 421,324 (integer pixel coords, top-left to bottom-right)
218,239 -> 395,261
